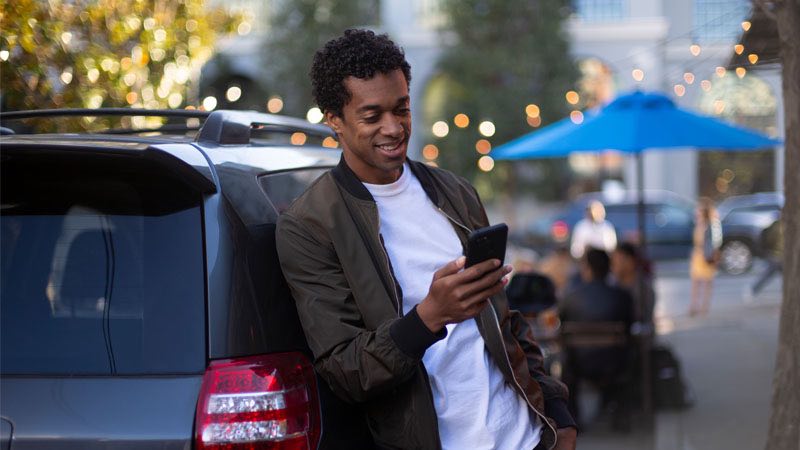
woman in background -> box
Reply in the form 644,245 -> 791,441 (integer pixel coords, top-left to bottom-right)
688,197 -> 722,316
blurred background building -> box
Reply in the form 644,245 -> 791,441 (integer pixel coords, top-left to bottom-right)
201,0 -> 782,204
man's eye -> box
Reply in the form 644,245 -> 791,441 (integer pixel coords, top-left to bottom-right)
364,116 -> 380,123
396,108 -> 410,115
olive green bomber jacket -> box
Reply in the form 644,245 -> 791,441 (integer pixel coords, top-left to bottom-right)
276,157 -> 575,450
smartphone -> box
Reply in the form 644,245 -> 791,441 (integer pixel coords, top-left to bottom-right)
465,223 -> 508,268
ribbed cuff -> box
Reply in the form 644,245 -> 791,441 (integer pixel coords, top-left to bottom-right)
389,306 -> 447,359
545,398 -> 578,430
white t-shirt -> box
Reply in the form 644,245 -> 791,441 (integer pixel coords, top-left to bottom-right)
363,164 -> 542,450
570,218 -> 617,258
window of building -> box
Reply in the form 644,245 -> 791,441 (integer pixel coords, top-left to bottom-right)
571,0 -> 626,22
693,0 -> 751,43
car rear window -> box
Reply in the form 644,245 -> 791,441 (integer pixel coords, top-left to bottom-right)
259,168 -> 329,213
1,152 -> 206,375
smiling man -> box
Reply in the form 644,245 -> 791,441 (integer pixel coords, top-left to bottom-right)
276,29 -> 576,450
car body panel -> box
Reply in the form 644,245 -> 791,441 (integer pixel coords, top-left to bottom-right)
0,376 -> 201,450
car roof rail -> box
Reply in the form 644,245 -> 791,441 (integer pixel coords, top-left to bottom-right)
196,110 -> 335,145
0,108 -> 209,121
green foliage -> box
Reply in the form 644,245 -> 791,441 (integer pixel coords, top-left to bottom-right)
0,0 -> 241,131
431,0 -> 578,200
264,0 -> 379,117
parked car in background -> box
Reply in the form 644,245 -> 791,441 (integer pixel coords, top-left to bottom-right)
511,190 -> 695,260
0,109 -> 373,449
717,192 -> 784,275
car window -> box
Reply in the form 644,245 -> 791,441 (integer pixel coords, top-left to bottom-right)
1,158 -> 206,375
259,168 -> 329,213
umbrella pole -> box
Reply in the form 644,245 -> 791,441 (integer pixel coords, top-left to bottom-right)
637,152 -> 654,420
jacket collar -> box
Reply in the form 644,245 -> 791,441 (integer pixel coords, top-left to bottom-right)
331,154 -> 441,207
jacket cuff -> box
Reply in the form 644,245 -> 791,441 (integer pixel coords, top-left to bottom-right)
545,398 -> 578,430
389,305 -> 447,359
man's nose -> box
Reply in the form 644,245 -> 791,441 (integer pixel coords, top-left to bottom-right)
381,115 -> 404,138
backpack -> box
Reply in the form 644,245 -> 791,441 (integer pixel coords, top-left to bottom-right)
651,344 -> 694,409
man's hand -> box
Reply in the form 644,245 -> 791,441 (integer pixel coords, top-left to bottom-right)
416,256 -> 511,333
554,427 -> 577,450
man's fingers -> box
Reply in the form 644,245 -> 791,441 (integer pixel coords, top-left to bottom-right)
453,258 -> 501,283
433,256 -> 466,280
462,281 -> 506,309
460,265 -> 510,298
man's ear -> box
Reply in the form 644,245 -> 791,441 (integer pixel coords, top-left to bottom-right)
326,111 -> 343,135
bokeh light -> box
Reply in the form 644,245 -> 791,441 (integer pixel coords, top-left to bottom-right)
525,104 -> 540,118
477,155 -> 495,172
475,139 -> 491,154
432,120 -> 450,138
267,96 -> 284,113
478,121 -> 495,137
306,107 -> 324,123
454,113 -> 470,128
423,144 -> 439,160
202,96 -> 218,111
225,86 -> 242,102
565,91 -> 579,105
290,132 -> 307,145
570,110 -> 584,124
322,137 -> 339,148
632,69 -> 644,81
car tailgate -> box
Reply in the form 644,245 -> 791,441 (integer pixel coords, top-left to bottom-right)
1,377 -> 201,450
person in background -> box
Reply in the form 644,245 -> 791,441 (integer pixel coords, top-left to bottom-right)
538,245 -> 576,298
749,217 -> 783,297
688,197 -> 722,316
570,200 -> 617,259
560,248 -> 634,426
611,242 -> 655,325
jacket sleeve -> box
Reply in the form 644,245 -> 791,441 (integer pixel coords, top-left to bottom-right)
509,309 -> 577,429
276,212 -> 445,404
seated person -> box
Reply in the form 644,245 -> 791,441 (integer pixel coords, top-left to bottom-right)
560,248 -> 634,425
611,242 -> 656,325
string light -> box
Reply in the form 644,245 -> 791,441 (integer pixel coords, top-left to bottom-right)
478,121 -> 495,137
632,69 -> 644,81
569,111 -> 584,124
736,67 -> 746,78
527,116 -> 542,127
683,72 -> 695,84
477,155 -> 495,172
689,44 -> 701,56
432,121 -> 449,138
290,132 -> 307,145
673,84 -> 686,97
454,113 -> 470,128
715,67 -> 726,78
423,144 -> 439,160
748,54 -> 758,64
267,96 -> 283,113
741,21 -> 751,31
565,91 -> 580,105
475,139 -> 491,155
734,44 -> 744,55
525,104 -> 540,118
700,80 -> 712,92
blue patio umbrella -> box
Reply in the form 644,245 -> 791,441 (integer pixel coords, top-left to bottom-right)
491,90 -> 780,159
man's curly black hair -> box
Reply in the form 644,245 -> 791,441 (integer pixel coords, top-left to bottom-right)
311,29 -> 411,117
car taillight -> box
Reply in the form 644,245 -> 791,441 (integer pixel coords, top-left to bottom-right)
195,353 -> 321,450
551,220 -> 569,242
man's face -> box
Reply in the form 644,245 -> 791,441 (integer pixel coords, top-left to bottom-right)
611,251 -> 634,278
326,69 -> 411,184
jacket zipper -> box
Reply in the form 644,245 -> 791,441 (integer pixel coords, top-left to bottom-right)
437,207 -> 472,235
378,234 -> 402,315
488,303 -> 559,450
437,206 -> 559,449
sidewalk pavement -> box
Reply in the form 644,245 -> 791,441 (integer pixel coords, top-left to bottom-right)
576,261 -> 781,450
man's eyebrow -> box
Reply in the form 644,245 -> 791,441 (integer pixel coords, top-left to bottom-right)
355,96 -> 410,114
